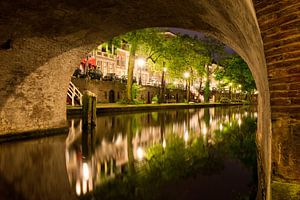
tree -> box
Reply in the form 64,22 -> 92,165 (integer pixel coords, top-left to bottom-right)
216,55 -> 256,95
199,36 -> 226,103
112,28 -> 166,103
111,29 -> 230,104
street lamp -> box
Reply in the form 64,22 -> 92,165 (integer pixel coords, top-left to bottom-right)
184,72 -> 190,102
184,72 -> 190,79
136,58 -> 145,85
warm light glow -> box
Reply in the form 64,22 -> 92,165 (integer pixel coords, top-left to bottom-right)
136,58 -> 145,67
184,130 -> 189,142
82,180 -> 87,194
89,178 -> 93,192
115,134 -> 122,146
76,180 -> 81,196
238,118 -> 242,126
184,72 -> 190,79
83,162 -> 89,181
163,67 -> 167,72
162,139 -> 166,148
219,124 -> 223,131
137,147 -> 144,160
202,126 -> 207,135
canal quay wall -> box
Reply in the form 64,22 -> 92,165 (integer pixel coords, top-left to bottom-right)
67,103 -> 247,116
71,78 -> 187,103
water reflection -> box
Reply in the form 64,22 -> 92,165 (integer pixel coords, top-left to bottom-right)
66,106 -> 257,200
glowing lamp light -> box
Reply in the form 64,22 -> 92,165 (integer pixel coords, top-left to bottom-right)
136,58 -> 145,67
163,67 -> 167,72
202,126 -> 207,135
83,162 -> 89,181
184,72 -> 190,79
238,118 -> 242,126
76,180 -> 81,196
115,134 -> 122,146
137,147 -> 144,160
184,130 -> 189,142
254,112 -> 258,118
162,139 -> 166,149
82,180 -> 87,194
219,124 -> 223,131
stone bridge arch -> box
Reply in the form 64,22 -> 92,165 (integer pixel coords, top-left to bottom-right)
1,0 -> 299,199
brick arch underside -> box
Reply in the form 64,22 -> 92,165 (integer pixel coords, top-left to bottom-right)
0,0 -> 271,199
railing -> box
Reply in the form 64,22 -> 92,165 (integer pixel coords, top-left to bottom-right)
67,81 -> 83,106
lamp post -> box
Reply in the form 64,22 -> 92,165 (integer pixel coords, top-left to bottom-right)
136,58 -> 145,85
184,72 -> 190,102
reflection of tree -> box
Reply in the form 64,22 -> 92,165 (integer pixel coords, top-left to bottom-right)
204,108 -> 210,126
218,117 -> 257,168
126,117 -> 135,176
70,107 -> 258,200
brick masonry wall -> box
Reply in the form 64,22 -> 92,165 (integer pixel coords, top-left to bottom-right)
71,79 -> 187,103
0,37 -> 93,135
254,0 -> 300,186
71,78 -> 127,103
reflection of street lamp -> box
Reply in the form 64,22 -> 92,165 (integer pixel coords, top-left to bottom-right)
184,72 -> 190,102
83,162 -> 89,181
136,58 -> 145,85
137,146 -> 144,160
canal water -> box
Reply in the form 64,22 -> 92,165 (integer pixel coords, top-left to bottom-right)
0,106 -> 257,200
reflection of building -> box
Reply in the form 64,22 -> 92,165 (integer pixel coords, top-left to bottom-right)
66,107 -> 257,197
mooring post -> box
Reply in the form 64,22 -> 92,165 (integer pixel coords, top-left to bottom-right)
91,95 -> 97,127
82,90 -> 97,130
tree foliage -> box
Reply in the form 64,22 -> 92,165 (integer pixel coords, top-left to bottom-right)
110,28 -> 255,103
216,55 -> 256,92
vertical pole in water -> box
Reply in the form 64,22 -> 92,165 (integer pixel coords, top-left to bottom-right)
91,95 -> 97,127
82,92 -> 89,130
82,91 -> 97,130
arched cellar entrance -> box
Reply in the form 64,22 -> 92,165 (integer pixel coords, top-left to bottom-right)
109,90 -> 115,103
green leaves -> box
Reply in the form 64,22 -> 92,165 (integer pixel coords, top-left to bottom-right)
217,55 -> 256,92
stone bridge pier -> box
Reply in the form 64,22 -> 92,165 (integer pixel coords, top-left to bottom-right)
0,0 -> 299,199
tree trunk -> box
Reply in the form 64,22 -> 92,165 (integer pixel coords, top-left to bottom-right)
204,64 -> 211,103
126,41 -> 137,102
